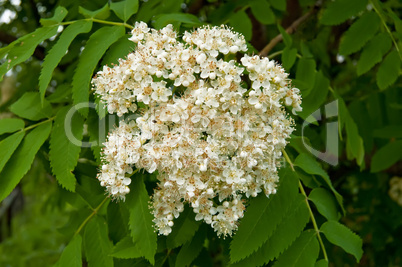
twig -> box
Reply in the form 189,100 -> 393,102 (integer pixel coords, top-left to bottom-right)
259,9 -> 315,57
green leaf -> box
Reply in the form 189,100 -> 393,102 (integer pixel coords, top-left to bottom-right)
126,175 -> 157,265
294,153 -> 344,214
281,47 -> 297,70
110,0 -> 139,22
339,12 -> 381,56
373,125 -> 402,139
0,131 -> 25,173
10,92 -> 52,121
273,230 -> 319,267
84,216 -> 114,267
269,0 -> 286,11
321,220 -> 363,262
232,194 -> 310,267
0,26 -> 58,81
54,235 -> 82,267
376,50 -> 401,90
371,140 -> 402,172
40,6 -> 68,26
0,121 -> 52,202
39,20 -> 93,100
309,188 -> 339,221
357,33 -> 392,76
294,58 -> 316,95
167,206 -> 200,249
0,118 -> 24,135
344,111 -> 365,166
230,166 -> 298,263
278,24 -> 292,47
175,226 -> 206,267
49,106 -> 84,192
72,25 -> 125,117
153,13 -> 201,29
79,4 -> 110,19
315,259 -> 328,267
320,0 -> 367,25
250,0 -> 275,25
229,11 -> 252,41
101,34 -> 135,66
111,236 -> 142,259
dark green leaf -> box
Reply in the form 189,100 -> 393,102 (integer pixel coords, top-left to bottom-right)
40,6 -> 68,26
72,26 -> 125,117
294,58 -> 316,95
126,176 -> 157,265
309,188 -> 339,221
357,33 -> 392,76
373,125 -> 402,139
229,11 -> 252,41
111,236 -> 142,259
376,50 -> 401,90
371,140 -> 402,172
175,226 -> 206,267
273,230 -> 319,267
167,206 -> 200,249
0,131 -> 25,173
54,235 -> 82,267
278,24 -> 292,47
153,13 -> 201,29
269,0 -> 286,11
39,20 -> 93,100
339,12 -> 381,56
281,47 -> 297,70
79,4 -> 110,19
110,0 -> 139,22
320,0 -> 367,25
250,0 -> 275,25
0,118 -> 24,135
101,34 -> 135,66
10,92 -> 52,121
321,220 -> 363,262
315,259 -> 329,267
0,121 -> 52,202
84,216 -> 114,267
230,166 -> 298,263
0,26 -> 58,80
50,106 -> 84,191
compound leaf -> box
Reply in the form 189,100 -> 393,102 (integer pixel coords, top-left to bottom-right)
376,50 -> 401,90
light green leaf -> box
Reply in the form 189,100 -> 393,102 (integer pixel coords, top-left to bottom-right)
294,58 -> 316,96
0,131 -> 25,173
54,235 -> 82,267
10,92 -> 52,121
0,26 -> 58,81
232,194 -> 310,267
110,0 -> 139,22
49,106 -> 84,192
278,24 -> 292,47
269,0 -> 286,11
111,236 -> 142,259
0,118 -> 24,135
230,166 -> 298,263
167,206 -> 200,249
281,47 -> 297,70
72,25 -> 125,117
320,0 -> 367,25
0,121 -> 52,202
376,50 -> 401,90
39,20 -> 93,101
273,230 -> 319,267
79,4 -> 110,19
126,175 -> 157,265
339,12 -> 380,56
371,140 -> 402,172
321,220 -> 363,262
101,34 -> 135,66
153,13 -> 201,29
309,188 -> 339,221
175,226 -> 206,267
250,0 -> 275,25
84,216 -> 114,267
294,153 -> 344,214
40,6 -> 68,26
229,11 -> 252,41
357,33 -> 392,76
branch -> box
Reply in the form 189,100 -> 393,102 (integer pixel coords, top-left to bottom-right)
259,8 -> 316,57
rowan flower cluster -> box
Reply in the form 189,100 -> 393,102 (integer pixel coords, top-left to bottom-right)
92,22 -> 302,237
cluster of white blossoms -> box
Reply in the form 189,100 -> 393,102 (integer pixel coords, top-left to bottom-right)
92,22 -> 302,237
